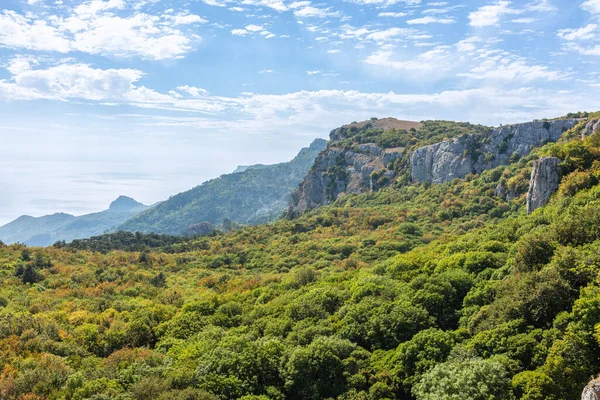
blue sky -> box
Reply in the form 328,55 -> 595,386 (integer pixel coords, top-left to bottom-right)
1,0 -> 600,224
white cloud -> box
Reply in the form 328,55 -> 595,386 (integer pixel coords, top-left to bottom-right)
306,69 -> 321,75
1,61 -> 598,132
563,43 -> 600,56
260,30 -> 276,38
364,47 -> 457,79
3,55 -> 40,75
511,18 -> 535,23
407,16 -> 455,24
468,1 -> 522,27
526,0 -> 556,12
458,58 -> 564,82
1,62 -> 143,102
378,12 -> 408,17
128,87 -> 600,131
230,24 -> 274,37
292,4 -> 340,18
201,0 -> 231,6
343,0 -> 421,5
240,0 -> 289,12
245,24 -> 264,31
177,85 -> 209,96
166,13 -> 208,25
0,11 -> 71,52
231,28 -> 249,35
557,23 -> 600,55
327,49 -> 341,53
0,4 -> 204,60
582,0 -> 600,16
363,36 -> 566,86
557,24 -> 598,41
338,24 -> 430,44
73,0 -> 126,18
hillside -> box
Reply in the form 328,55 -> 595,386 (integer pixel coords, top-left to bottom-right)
289,119 -> 494,214
0,196 -> 148,246
0,113 -> 599,400
116,138 -> 327,235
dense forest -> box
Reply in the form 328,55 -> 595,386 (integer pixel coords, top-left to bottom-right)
1,113 -> 600,399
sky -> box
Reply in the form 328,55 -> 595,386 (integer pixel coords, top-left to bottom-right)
1,0 -> 600,225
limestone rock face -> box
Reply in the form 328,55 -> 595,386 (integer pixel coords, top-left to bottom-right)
289,121 -> 415,215
410,119 -> 578,184
289,144 -> 389,214
526,157 -> 562,214
583,119 -> 600,138
582,378 -> 600,400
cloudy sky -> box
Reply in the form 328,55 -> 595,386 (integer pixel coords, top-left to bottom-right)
0,0 -> 599,224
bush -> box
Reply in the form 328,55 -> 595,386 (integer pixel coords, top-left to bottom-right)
413,357 -> 515,400
558,170 -> 598,197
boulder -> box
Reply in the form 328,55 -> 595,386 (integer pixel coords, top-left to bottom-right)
526,157 -> 562,214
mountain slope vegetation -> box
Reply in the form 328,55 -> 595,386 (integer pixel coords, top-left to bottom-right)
0,113 -> 599,400
116,139 -> 327,236
0,196 -> 148,247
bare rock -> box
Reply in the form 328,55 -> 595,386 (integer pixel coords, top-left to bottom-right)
289,119 -> 420,215
495,183 -> 507,199
582,119 -> 600,138
526,157 -> 562,214
410,119 -> 578,184
582,378 -> 600,400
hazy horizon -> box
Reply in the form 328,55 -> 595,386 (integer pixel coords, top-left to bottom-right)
0,131 -> 327,225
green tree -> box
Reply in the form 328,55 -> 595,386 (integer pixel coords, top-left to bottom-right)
282,337 -> 357,400
413,357 -> 515,400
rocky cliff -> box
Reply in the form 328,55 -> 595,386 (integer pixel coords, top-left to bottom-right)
582,118 -> 600,138
289,119 -> 497,215
410,119 -> 579,184
289,118 -> 580,216
288,119 -> 425,215
289,143 -> 404,214
526,157 -> 562,214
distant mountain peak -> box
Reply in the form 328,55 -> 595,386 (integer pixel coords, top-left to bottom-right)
309,138 -> 327,149
109,196 -> 146,212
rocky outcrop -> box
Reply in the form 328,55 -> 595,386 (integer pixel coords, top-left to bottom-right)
494,183 -> 519,202
526,157 -> 562,214
410,119 -> 578,184
288,118 -> 421,214
582,378 -> 600,400
289,143 -> 395,214
582,119 -> 600,138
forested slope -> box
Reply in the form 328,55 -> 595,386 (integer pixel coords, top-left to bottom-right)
116,139 -> 326,236
0,114 -> 599,399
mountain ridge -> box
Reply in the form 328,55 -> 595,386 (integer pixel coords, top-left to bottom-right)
0,196 -> 149,246
289,117 -> 583,215
116,138 -> 327,235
